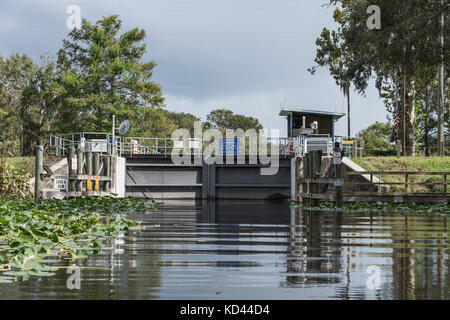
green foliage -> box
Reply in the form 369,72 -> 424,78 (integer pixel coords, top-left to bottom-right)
356,121 -> 395,156
0,160 -> 32,200
0,197 -> 155,282
0,53 -> 39,156
55,15 -> 165,134
310,1 -> 449,155
296,201 -> 450,215
162,110 -> 201,136
203,108 -> 263,132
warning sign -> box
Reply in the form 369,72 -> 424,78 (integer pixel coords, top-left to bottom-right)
53,174 -> 68,190
333,152 -> 342,165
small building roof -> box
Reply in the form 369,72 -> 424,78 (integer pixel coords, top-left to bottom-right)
279,108 -> 345,120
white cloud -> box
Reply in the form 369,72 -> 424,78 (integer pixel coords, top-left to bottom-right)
0,0 -> 388,137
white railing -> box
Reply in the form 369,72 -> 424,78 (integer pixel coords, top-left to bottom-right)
50,133 -> 297,156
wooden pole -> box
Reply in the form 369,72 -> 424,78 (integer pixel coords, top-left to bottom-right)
67,147 -> 76,192
347,84 -> 351,137
296,157 -> 302,203
93,153 -> 100,191
312,150 -> 322,207
34,141 -> 44,202
85,152 -> 92,175
76,147 -> 84,191
103,156 -> 111,192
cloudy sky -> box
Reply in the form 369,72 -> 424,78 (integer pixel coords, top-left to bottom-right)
0,0 -> 388,136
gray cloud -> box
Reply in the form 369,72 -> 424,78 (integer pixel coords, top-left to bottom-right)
0,0 -> 388,136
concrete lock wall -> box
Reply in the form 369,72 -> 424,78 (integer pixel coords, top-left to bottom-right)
124,155 -> 292,200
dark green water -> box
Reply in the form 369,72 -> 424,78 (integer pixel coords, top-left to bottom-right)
1,201 -> 449,299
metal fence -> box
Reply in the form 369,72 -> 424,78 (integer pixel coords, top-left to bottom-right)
50,133 -> 298,157
50,132 -> 370,158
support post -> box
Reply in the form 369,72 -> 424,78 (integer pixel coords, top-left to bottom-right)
103,156 -> 111,191
396,140 -> 401,158
34,142 -> 44,202
334,145 -> 343,207
85,152 -> 93,175
67,147 -> 76,192
312,150 -> 322,207
76,147 -> 84,191
85,152 -> 93,191
296,157 -> 302,203
302,153 -> 310,204
93,153 -> 100,191
291,157 -> 296,202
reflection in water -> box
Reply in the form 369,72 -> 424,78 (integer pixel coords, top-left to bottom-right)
0,201 -> 448,299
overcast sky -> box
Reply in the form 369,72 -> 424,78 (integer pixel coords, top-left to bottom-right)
0,0 -> 388,136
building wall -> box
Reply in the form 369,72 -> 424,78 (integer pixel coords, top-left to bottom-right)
291,115 -> 333,136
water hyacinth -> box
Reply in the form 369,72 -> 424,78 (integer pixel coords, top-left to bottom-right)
294,201 -> 450,215
0,197 -> 156,283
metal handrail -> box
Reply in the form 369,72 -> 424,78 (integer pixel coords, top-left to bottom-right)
50,133 -> 298,156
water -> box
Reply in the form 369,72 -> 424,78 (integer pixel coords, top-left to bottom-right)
1,201 -> 449,300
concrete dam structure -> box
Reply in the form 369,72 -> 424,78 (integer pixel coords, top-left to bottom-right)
125,155 -> 293,200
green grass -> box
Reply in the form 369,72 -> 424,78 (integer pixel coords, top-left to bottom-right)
351,157 -> 450,193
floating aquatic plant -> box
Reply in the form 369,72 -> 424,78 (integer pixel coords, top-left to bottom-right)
294,201 -> 450,215
0,196 -> 156,283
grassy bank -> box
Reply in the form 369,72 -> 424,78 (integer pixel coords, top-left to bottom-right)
1,157 -> 35,176
0,156 -> 66,200
351,157 -> 450,193
0,197 -> 155,283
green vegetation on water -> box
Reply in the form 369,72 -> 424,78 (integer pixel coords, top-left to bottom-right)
0,197 -> 157,283
295,201 -> 450,215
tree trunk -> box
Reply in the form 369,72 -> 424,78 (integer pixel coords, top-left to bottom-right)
405,85 -> 417,156
424,89 -> 430,157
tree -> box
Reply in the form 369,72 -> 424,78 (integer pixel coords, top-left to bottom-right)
204,108 -> 263,132
310,1 -> 449,156
357,121 -> 394,156
55,15 -> 165,134
162,110 -> 201,136
0,53 -> 38,155
130,107 -> 175,138
21,54 -> 59,153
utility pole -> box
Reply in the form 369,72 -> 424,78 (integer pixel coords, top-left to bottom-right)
347,83 -> 351,137
437,0 -> 445,157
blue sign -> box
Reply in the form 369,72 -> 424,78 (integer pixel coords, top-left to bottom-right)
220,138 -> 239,155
